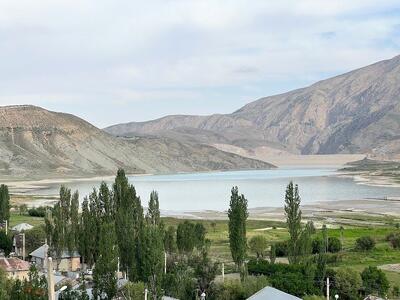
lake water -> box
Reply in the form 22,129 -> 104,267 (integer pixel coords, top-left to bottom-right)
24,167 -> 400,211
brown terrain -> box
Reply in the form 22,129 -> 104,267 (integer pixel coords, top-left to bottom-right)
0,105 -> 274,179
105,55 -> 400,161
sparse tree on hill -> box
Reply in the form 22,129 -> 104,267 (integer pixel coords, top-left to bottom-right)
284,182 -> 302,264
228,186 -> 248,278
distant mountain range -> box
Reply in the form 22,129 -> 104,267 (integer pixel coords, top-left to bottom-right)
0,105 -> 273,179
105,55 -> 400,161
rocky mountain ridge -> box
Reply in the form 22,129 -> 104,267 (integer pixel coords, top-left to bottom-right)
105,55 -> 400,160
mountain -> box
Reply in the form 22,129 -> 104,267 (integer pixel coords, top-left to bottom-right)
105,55 -> 400,160
0,105 -> 274,179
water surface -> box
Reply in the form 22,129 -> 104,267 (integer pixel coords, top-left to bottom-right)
23,167 -> 400,211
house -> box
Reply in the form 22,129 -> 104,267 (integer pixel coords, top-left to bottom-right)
30,244 -> 81,272
11,223 -> 33,232
364,296 -> 385,300
0,257 -> 30,280
247,286 -> 302,300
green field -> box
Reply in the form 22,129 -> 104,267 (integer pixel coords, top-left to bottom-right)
9,213 -> 400,286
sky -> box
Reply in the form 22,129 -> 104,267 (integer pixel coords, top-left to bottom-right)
0,1 -> 399,128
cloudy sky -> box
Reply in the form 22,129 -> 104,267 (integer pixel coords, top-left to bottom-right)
0,0 -> 399,127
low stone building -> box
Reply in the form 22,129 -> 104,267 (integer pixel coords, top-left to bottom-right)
0,257 -> 30,280
30,244 -> 81,272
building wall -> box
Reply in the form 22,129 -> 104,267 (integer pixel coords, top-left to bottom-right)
7,270 -> 29,281
58,257 -> 80,272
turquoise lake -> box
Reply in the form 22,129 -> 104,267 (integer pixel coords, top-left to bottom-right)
25,167 -> 400,211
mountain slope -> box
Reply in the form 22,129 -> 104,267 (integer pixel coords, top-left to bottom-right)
105,55 -> 400,160
0,105 -> 274,179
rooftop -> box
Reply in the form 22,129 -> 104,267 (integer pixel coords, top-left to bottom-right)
30,244 -> 80,259
247,286 -> 302,300
0,257 -> 30,272
11,223 -> 33,232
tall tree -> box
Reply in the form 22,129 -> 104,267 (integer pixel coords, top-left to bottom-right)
93,222 -> 118,300
78,197 -> 95,268
45,186 -> 80,267
114,169 -> 144,281
0,184 -> 10,224
147,191 -> 160,226
140,224 -> 165,300
164,226 -> 177,254
176,221 -> 194,253
284,182 -> 302,264
228,186 -> 248,277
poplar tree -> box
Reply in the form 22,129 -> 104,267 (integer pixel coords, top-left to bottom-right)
113,169 -> 144,281
147,191 -> 160,226
0,185 -> 10,224
228,186 -> 248,276
93,222 -> 118,300
284,181 -> 302,264
140,224 -> 165,300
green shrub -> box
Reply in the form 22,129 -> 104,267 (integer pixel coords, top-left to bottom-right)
386,232 -> 400,249
328,237 -> 341,253
355,236 -> 375,251
247,259 -> 319,297
312,237 -> 324,254
28,206 -> 47,217
274,241 -> 288,257
334,267 -> 361,300
361,266 -> 390,297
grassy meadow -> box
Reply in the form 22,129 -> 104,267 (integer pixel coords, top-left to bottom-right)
10,212 -> 400,286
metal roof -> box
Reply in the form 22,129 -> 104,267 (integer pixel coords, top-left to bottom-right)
247,286 -> 302,300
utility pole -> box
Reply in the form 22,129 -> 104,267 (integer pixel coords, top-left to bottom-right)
222,263 -> 225,282
326,277 -> 330,300
22,233 -> 25,260
164,252 -> 167,274
47,257 -> 55,300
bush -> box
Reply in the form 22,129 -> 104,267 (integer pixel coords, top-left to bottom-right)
392,285 -> 400,298
28,206 -> 47,217
334,267 -> 361,300
274,241 -> 288,257
248,235 -> 268,258
123,282 -> 146,300
328,237 -> 341,253
248,259 -> 303,277
247,259 -> 318,297
355,236 -> 375,251
312,237 -> 324,254
361,266 -> 390,297
0,230 -> 12,256
386,232 -> 400,249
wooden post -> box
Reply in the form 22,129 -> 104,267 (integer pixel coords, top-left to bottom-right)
22,233 -> 25,260
326,277 -> 330,300
164,252 -> 167,274
222,263 -> 225,282
47,257 -> 55,300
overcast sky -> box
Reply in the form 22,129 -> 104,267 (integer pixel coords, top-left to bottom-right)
0,1 -> 399,127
